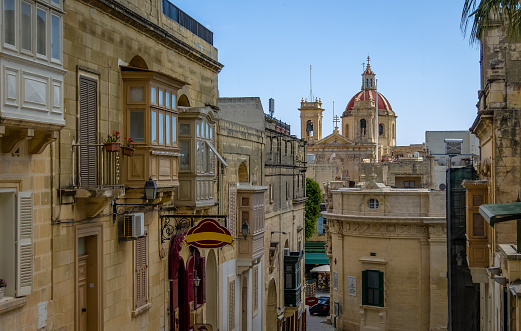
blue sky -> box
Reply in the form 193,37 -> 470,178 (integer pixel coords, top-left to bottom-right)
176,1 -> 480,146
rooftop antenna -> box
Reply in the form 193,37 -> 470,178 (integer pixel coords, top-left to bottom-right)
309,65 -> 313,102
269,98 -> 275,117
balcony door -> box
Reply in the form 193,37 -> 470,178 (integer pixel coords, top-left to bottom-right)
78,76 -> 98,186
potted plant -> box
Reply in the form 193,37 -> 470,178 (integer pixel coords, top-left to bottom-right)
0,279 -> 6,299
104,131 -> 121,152
123,137 -> 135,157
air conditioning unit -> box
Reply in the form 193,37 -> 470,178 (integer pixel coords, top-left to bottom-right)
284,248 -> 290,256
123,213 -> 145,238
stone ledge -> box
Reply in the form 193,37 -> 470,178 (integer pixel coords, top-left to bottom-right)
132,302 -> 151,317
0,296 -> 27,315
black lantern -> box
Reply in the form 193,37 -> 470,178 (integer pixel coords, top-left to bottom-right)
144,176 -> 157,201
193,274 -> 201,289
241,222 -> 250,240
456,253 -> 463,268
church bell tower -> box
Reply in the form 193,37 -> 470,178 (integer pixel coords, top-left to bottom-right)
299,97 -> 324,143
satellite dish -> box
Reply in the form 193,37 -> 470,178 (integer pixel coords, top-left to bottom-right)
439,183 -> 446,191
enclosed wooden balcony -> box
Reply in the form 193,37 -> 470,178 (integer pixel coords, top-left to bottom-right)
463,180 -> 490,268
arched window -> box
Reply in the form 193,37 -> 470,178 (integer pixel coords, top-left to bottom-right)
379,123 -> 383,136
344,124 -> 349,138
306,120 -> 313,138
360,119 -> 366,135
370,79 -> 373,87
366,79 -> 369,88
238,162 -> 248,183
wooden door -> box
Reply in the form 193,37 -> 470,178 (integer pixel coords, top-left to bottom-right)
78,255 -> 88,331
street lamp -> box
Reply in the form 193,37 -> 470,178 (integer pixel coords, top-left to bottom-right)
144,176 -> 157,201
241,222 -> 250,239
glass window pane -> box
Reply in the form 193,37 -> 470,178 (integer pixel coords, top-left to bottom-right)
37,8 -> 46,56
196,141 -> 201,173
172,116 -> 177,145
51,14 -> 60,59
151,111 -> 157,143
172,94 -> 177,109
52,0 -> 60,5
130,110 -> 145,142
4,0 -> 15,46
209,126 -> 213,140
158,112 -> 164,144
166,92 -> 170,108
196,123 -> 200,137
180,123 -> 190,135
166,114 -> 171,145
21,2 -> 32,51
151,87 -> 157,103
180,141 -> 189,170
159,90 -> 164,106
201,142 -> 206,172
129,86 -> 144,102
368,271 -> 379,288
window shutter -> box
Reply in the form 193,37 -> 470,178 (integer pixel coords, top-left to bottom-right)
361,270 -> 367,305
378,271 -> 384,307
79,76 -> 97,186
135,235 -> 147,308
16,192 -> 33,297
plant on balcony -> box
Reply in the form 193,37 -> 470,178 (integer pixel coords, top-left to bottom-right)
123,137 -> 135,157
0,278 -> 6,299
104,131 -> 121,152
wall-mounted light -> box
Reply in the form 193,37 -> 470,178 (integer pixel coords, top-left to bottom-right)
144,176 -> 158,201
241,222 -> 250,240
456,253 -> 463,268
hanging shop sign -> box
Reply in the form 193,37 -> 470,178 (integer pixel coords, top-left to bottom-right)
185,218 -> 233,248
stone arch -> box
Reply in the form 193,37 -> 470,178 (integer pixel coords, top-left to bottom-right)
267,279 -> 277,330
360,119 -> 367,135
206,250 -> 218,328
178,94 -> 190,107
128,55 -> 148,69
238,162 -> 248,183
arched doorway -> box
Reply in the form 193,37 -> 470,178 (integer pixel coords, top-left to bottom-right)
267,279 -> 277,330
206,250 -> 218,328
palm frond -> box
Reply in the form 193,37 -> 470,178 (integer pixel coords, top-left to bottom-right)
461,0 -> 521,44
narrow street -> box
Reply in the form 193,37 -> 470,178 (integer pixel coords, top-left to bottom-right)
306,308 -> 333,331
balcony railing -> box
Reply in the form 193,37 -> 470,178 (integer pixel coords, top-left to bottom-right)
72,144 -> 123,189
265,114 -> 290,134
162,0 -> 213,45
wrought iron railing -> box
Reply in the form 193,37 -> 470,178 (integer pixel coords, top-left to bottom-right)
162,0 -> 213,45
72,144 -> 123,188
265,114 -> 290,134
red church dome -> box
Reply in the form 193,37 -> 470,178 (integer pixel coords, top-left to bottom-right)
343,90 -> 392,116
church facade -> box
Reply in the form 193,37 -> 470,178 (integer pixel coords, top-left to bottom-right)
303,58 -> 397,188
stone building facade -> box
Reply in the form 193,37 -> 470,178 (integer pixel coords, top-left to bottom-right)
322,181 -> 447,331
464,11 -> 521,331
218,97 -> 307,331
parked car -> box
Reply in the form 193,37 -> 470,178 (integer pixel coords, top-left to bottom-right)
309,296 -> 330,316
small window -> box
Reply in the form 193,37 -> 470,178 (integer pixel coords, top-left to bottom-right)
151,111 -> 157,143
360,119 -> 367,135
368,199 -> 379,209
172,94 -> 177,109
21,2 -> 32,51
158,112 -> 164,144
158,90 -> 164,106
180,141 -> 190,170
165,92 -> 170,108
151,87 -> 157,104
130,110 -> 145,142
473,213 -> 485,237
172,116 -> 177,145
51,14 -> 60,60
362,269 -> 384,307
129,87 -> 144,102
36,8 -> 46,56
379,123 -> 383,136
165,114 -> 171,145
4,0 -> 15,46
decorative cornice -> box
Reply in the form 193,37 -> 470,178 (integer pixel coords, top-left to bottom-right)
80,0 -> 223,73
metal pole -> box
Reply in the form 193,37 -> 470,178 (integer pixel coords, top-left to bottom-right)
375,79 -> 379,163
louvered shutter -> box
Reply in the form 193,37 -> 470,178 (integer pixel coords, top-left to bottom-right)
16,192 -> 33,297
361,270 -> 367,305
135,235 -> 147,308
79,76 -> 97,186
378,271 -> 384,307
